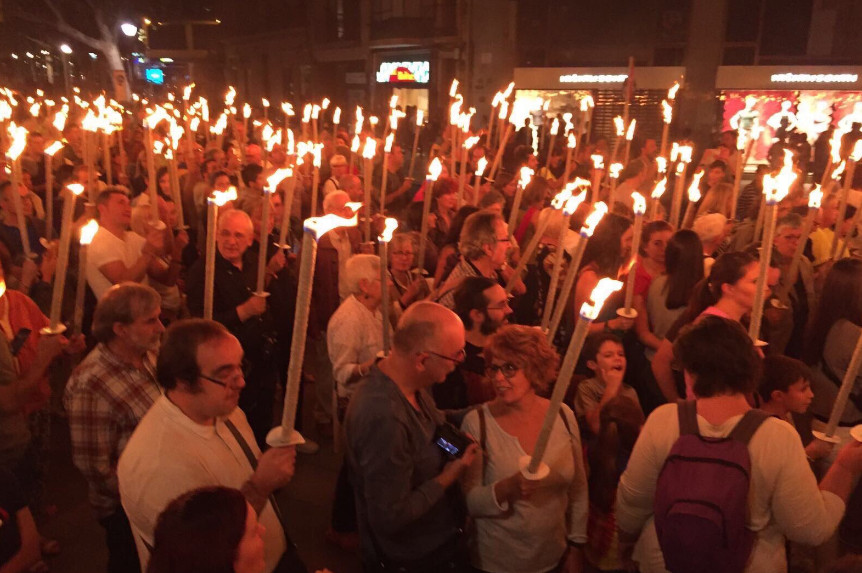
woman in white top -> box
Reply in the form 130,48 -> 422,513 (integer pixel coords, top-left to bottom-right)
461,325 -> 588,573
617,316 -> 862,573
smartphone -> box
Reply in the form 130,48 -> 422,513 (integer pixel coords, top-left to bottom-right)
434,423 -> 472,459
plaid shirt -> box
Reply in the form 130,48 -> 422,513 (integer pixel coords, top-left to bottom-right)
64,344 -> 161,518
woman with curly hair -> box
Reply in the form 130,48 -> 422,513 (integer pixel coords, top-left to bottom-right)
460,325 -> 588,573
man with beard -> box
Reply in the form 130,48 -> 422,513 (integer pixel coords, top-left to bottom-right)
433,276 -> 513,409
65,284 -> 165,573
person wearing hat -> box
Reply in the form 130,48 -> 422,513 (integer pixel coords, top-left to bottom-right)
323,154 -> 349,198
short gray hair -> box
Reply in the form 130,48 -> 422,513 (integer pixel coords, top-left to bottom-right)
459,210 -> 501,260
344,254 -> 380,295
92,283 -> 161,343
776,212 -> 803,233
217,208 -> 253,236
323,190 -> 350,214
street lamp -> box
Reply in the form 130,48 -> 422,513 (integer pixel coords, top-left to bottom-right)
121,23 -> 138,37
59,44 -> 72,96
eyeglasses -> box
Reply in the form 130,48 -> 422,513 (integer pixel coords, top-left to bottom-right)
485,362 -> 519,379
199,371 -> 244,388
392,251 -> 415,257
486,299 -> 512,311
424,348 -> 467,364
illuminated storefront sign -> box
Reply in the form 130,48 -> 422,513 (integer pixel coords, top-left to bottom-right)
771,73 -> 859,83
559,73 -> 628,84
376,61 -> 430,84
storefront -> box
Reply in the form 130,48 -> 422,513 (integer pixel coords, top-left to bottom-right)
372,55 -> 432,117
715,65 -> 862,163
512,66 -> 685,142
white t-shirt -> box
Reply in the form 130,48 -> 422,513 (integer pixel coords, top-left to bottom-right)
118,396 -> 286,573
86,228 -> 147,300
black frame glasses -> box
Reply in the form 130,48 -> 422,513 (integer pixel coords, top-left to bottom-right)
485,363 -> 520,379
424,349 -> 467,364
199,373 -> 242,388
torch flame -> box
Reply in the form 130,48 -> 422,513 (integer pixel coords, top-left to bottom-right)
266,168 -> 293,191
183,84 -> 194,101
591,154 -> 605,170
302,104 -> 312,123
580,201 -> 607,238
29,102 -> 40,117
242,103 -> 251,119
449,79 -> 459,98
580,95 -> 595,111
614,116 -> 625,137
379,217 -> 399,242
44,140 -> 64,157
831,160 -> 846,180
518,166 -> 534,188
67,183 -> 85,196
662,100 -> 672,124
311,104 -> 321,120
625,119 -> 637,141
416,110 -> 424,126
763,149 -> 797,204
384,133 -> 395,153
492,92 -> 504,107
351,135 -> 360,153
190,117 -> 201,132
389,95 -> 398,110
687,170 -> 704,202
567,133 -> 577,149
656,156 -> 668,174
427,157 -> 443,181
210,186 -> 238,207
82,110 -> 99,132
829,130 -> 843,164
362,137 -> 377,159
581,278 -> 624,320
668,82 -> 680,101
225,86 -> 237,107
321,98 -> 330,110
333,107 -> 341,125
550,118 -> 560,136
609,163 -> 623,179
476,157 -> 488,177
304,212 -> 358,242
281,102 -> 295,116
651,178 -> 668,200
80,219 -> 99,245
632,191 -> 647,215
6,123 -> 27,160
808,185 -> 823,209
312,145 -> 323,168
498,101 -> 509,120
503,82 -> 515,99
463,135 -> 480,150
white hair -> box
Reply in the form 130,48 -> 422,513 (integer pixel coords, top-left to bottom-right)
217,208 -> 253,236
323,190 -> 350,214
344,254 -> 380,295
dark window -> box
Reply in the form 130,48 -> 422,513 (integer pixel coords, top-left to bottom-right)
759,0 -> 814,56
725,0 -> 762,43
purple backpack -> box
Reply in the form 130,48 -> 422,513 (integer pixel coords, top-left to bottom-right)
653,401 -> 768,573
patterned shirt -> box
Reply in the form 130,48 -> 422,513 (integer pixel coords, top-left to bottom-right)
64,344 -> 161,518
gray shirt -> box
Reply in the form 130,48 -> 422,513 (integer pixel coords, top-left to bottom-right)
345,367 -> 463,564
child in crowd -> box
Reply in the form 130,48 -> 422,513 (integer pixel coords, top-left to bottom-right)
574,332 -> 644,438
758,355 -> 833,464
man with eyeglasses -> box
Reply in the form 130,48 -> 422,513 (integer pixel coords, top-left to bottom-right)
435,210 -> 525,309
119,319 -> 307,573
345,302 -> 479,573
186,209 -> 287,450
434,276 -> 513,409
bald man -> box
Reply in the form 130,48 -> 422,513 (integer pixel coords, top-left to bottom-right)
345,302 -> 478,572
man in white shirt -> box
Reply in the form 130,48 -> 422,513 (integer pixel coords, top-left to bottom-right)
87,188 -> 167,300
118,319 -> 303,573
322,154 -> 349,197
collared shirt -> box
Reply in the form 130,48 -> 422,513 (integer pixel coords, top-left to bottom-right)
118,396 -> 286,572
326,294 -> 383,397
86,227 -> 147,300
64,344 -> 161,518
345,367 -> 463,564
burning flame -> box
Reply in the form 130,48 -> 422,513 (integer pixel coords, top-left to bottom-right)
463,135 -> 480,150
564,133 -> 575,149
668,82 -> 680,101
53,109 -> 68,132
609,163 -> 623,179
498,101 -> 509,120
379,217 -> 399,242
427,157 -> 443,181
29,103 -> 40,117
476,157 -> 488,177
449,98 -> 462,125
225,86 -> 236,107
625,119 -> 637,141
312,104 -> 321,120
503,82 -> 515,99
581,278 -> 624,320
281,102 -> 295,116
518,166 -> 534,188
662,100 -> 672,124
243,103 -> 251,119
80,219 -> 99,245
416,110 -> 424,126
580,201 -> 607,238
190,116 -> 201,132
651,178 -> 668,200
145,107 -> 168,130
321,98 -> 330,110
852,139 -> 862,162
449,79 -> 459,98
44,140 -> 64,157
808,185 -> 823,209
614,116 -> 625,137
82,110 -> 99,132
210,186 -> 238,207
492,92 -> 504,108
388,95 -> 398,110
304,212 -> 358,242
312,145 -> 323,168
302,104 -> 312,123
550,118 -> 560,136
829,130 -> 843,164
67,183 -> 85,197
384,133 -> 395,153
369,116 -> 379,127
6,123 -> 27,160
687,170 -> 704,202
266,168 -> 293,191
351,135 -> 360,153
580,95 -> 595,111
763,149 -> 797,204
183,84 -> 194,101
656,156 -> 668,174
591,154 -> 605,170
333,107 -> 341,125
831,160 -> 846,180
362,137 -> 377,159
632,191 -> 647,216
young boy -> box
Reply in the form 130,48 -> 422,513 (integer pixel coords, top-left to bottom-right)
758,355 -> 832,462
574,332 -> 644,437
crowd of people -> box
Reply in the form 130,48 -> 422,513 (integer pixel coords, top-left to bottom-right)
1,90 -> 862,573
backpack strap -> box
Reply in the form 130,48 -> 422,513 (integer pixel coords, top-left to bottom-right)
478,406 -> 488,484
676,400 -> 700,436
728,408 -> 770,446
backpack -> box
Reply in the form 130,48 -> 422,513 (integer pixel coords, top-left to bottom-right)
653,400 -> 768,573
